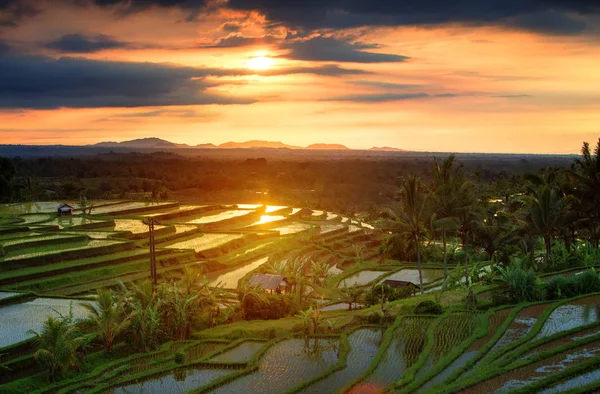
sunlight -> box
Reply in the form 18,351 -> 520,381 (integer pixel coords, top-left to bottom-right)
246,53 -> 274,70
257,215 -> 285,224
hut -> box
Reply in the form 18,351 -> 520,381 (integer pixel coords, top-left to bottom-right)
382,279 -> 417,296
57,203 -> 73,217
247,273 -> 289,294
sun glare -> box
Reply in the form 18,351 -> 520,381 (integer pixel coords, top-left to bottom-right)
247,53 -> 274,70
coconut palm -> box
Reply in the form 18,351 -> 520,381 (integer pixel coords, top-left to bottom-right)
381,176 -> 430,293
28,314 -> 89,382
309,260 -> 329,287
160,282 -> 199,340
430,155 -> 469,280
337,283 -> 364,311
119,280 -> 162,352
569,139 -> 600,247
298,306 -> 322,334
472,208 -> 520,261
81,288 -> 130,352
521,182 -> 574,266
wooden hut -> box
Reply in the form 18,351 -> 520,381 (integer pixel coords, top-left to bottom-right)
57,203 -> 73,217
247,273 -> 289,294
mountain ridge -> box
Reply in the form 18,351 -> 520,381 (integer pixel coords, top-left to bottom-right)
89,138 -> 404,151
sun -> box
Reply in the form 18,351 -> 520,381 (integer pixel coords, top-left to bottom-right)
246,53 -> 274,70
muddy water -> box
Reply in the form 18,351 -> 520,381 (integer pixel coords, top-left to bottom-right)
209,341 -> 265,363
462,305 -> 548,379
209,338 -> 339,394
534,296 -> 600,340
299,329 -> 383,394
361,317 -> 433,392
541,368 -> 600,393
0,297 -> 88,347
461,341 -> 600,393
108,367 -> 234,394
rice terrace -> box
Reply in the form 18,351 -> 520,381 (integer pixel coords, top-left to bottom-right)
0,138 -> 598,394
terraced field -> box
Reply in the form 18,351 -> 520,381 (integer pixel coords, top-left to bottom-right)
3,200 -> 600,394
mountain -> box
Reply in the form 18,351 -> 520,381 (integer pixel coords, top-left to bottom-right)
305,143 -> 350,150
218,140 -> 302,149
196,143 -> 218,149
92,138 -> 190,149
90,138 -> 398,151
369,146 -> 406,152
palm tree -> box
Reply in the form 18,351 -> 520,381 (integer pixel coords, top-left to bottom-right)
432,216 -> 460,280
521,182 -> 574,266
472,208 -> 520,261
381,176 -> 430,293
309,260 -> 329,287
28,314 -> 89,382
119,280 -> 162,352
160,282 -> 199,340
430,155 -> 469,280
337,283 -> 364,311
569,139 -> 600,247
82,289 -> 130,352
298,306 -> 322,334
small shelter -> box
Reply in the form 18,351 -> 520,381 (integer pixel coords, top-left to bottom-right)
57,203 -> 73,217
295,208 -> 314,220
247,273 -> 289,294
382,279 -> 417,296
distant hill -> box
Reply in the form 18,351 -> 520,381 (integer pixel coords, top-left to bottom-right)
92,138 -> 190,149
90,138 -> 372,151
218,140 -> 302,149
370,146 -> 406,152
306,143 -> 350,150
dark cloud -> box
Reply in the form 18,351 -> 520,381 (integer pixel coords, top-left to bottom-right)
0,53 -> 368,109
43,34 -> 130,53
221,22 -> 242,32
4,1 -> 598,35
0,54 -> 254,109
261,64 -> 368,76
508,10 -> 588,35
0,0 -> 39,27
324,92 -> 457,103
202,34 -> 277,48
282,36 -> 409,63
224,0 -> 599,35
350,81 -> 424,89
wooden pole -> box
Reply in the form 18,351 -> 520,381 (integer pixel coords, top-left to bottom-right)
148,218 -> 157,291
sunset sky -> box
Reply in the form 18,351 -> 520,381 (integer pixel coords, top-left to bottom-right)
1,0 -> 599,153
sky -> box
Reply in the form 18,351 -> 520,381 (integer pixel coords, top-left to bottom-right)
0,0 -> 599,153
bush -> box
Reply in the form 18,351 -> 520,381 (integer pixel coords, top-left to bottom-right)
413,300 -> 443,315
496,265 -> 545,304
365,284 -> 413,307
547,269 -> 600,300
174,351 -> 185,364
242,293 -> 296,321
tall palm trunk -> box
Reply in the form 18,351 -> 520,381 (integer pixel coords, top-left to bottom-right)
442,230 -> 448,280
544,235 -> 552,266
463,237 -> 469,284
416,239 -> 424,294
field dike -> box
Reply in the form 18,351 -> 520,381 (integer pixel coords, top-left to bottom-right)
438,292 -> 600,393
0,240 -> 136,270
